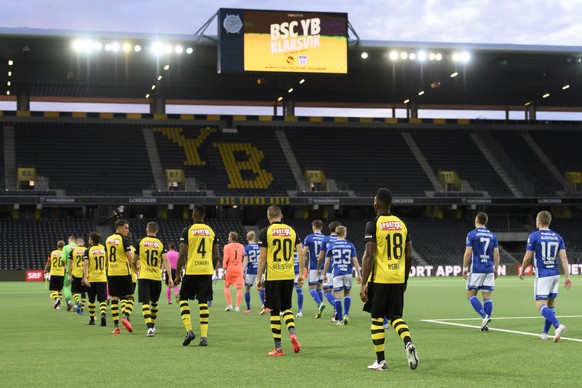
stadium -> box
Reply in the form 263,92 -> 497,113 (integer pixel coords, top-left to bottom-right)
1,7 -> 581,387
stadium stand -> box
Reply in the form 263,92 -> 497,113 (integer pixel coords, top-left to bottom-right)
489,130 -> 563,195
411,128 -> 513,196
0,218 -> 96,270
286,126 -> 432,196
14,122 -> 154,195
527,130 -> 582,178
0,126 -> 4,190
153,125 -> 297,196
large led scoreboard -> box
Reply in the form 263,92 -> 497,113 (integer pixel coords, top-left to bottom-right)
218,8 -> 348,74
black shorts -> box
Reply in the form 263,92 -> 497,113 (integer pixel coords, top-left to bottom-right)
107,275 -> 134,297
87,282 -> 108,303
363,282 -> 405,320
179,275 -> 213,303
138,279 -> 162,304
264,279 -> 294,311
49,275 -> 64,291
71,276 -> 88,294
164,269 -> 177,286
132,281 -> 137,294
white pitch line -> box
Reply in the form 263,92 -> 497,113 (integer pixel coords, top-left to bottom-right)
422,319 -> 582,343
426,315 -> 582,321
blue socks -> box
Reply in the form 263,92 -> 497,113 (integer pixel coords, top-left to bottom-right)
295,285 -> 303,312
540,305 -> 559,329
324,290 -> 335,306
317,289 -> 324,304
244,291 -> 251,310
334,299 -> 343,321
309,289 -> 322,306
259,289 -> 266,306
344,296 -> 351,316
483,298 -> 492,317
469,296 -> 486,318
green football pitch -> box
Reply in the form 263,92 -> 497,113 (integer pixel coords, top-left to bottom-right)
1,277 -> 579,387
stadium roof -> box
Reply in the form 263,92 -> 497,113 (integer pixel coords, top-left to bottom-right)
1,27 -> 582,111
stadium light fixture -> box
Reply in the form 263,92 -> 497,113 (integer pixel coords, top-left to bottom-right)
460,52 -> 471,63
8,71 -> 12,77
105,43 -> 112,51
151,42 -> 163,55
418,90 -> 425,96
7,81 -> 10,86
409,53 -> 416,60
145,93 -> 150,98
428,53 -> 436,61
524,101 -> 532,106
277,96 -> 283,101
542,92 -> 550,98
164,44 -> 173,54
562,84 -> 570,90
151,85 -> 156,90
134,45 -> 142,52
175,45 -> 183,54
157,75 -> 163,80
8,59 -> 14,66
111,42 -> 120,52
435,53 -> 443,61
400,51 -> 408,60
361,52 -> 368,59
122,42 -> 132,52
186,47 -> 193,54
6,90 -> 10,95
403,99 -> 410,104
288,88 -> 294,93
94,42 -> 103,51
452,52 -> 461,62
164,64 -> 170,70
417,51 -> 427,61
389,50 -> 398,61
450,72 -> 459,78
72,40 -> 82,51
299,79 -> 305,84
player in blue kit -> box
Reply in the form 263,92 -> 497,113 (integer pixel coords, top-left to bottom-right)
293,249 -> 304,317
303,220 -> 326,318
317,221 -> 341,320
519,211 -> 572,342
323,226 -> 362,325
242,231 -> 265,314
462,212 -> 500,332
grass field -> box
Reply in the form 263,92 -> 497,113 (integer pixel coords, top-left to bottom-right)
1,276 -> 579,387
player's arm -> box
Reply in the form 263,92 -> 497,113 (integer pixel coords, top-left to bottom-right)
161,252 -> 173,287
404,239 -> 412,288
296,242 -> 305,285
493,247 -> 500,279
558,249 -> 572,289
67,251 -> 74,279
44,257 -> 51,273
212,241 -> 220,272
242,254 -> 249,275
322,255 -> 331,283
519,251 -> 533,279
256,247 -> 267,290
352,255 -> 362,282
316,249 -> 325,276
462,246 -> 473,279
360,242 -> 376,302
222,246 -> 229,275
175,242 -> 187,285
82,249 -> 90,287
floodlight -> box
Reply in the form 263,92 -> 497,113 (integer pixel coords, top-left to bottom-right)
428,53 -> 436,61
452,52 -> 461,62
403,99 -> 410,104
164,44 -> 173,54
418,90 -> 425,96
111,42 -> 120,52
94,42 -> 103,51
7,81 -> 10,86
417,51 -> 427,61
389,50 -> 398,61
288,88 -> 294,93
6,90 -> 10,95
277,96 -> 283,101
450,72 -> 459,78
157,75 -> 162,80
164,64 -> 170,70
562,84 -> 570,90
175,45 -> 183,54
8,59 -> 13,66
186,47 -> 193,54
435,53 -> 443,61
299,79 -> 305,84
409,53 -> 416,60
72,40 -> 82,51
134,45 -> 142,52
542,93 -> 550,98
461,52 -> 470,63
145,94 -> 150,98
152,43 -> 163,55
400,51 -> 408,60
105,43 -> 112,51
151,85 -> 156,90
361,52 -> 368,59
122,42 -> 131,52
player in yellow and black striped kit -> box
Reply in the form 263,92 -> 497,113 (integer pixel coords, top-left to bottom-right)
360,188 -> 419,371
82,232 -> 108,326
